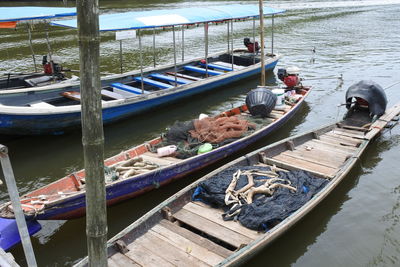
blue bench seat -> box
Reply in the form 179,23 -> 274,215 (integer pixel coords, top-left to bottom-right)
149,73 -> 192,85
183,65 -> 223,76
199,62 -> 233,72
111,83 -> 149,95
134,77 -> 173,89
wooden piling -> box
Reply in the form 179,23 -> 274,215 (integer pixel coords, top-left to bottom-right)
76,0 -> 107,266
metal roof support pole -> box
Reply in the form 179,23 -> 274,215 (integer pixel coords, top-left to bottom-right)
153,28 -> 156,68
138,29 -> 144,93
271,15 -> 275,55
77,0 -> 107,265
258,0 -> 266,86
231,20 -> 234,71
0,145 -> 37,267
253,17 -> 256,64
26,24 -> 37,72
204,23 -> 209,77
172,26 -> 177,86
45,25 -> 56,82
181,26 -> 185,62
227,21 -> 230,52
119,40 -> 123,73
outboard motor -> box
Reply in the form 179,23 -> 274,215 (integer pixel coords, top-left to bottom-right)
42,55 -> 63,77
245,87 -> 277,117
345,80 -> 387,117
277,66 -> 301,88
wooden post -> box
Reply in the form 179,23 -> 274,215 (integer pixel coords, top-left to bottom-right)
258,0 -> 266,86
0,145 -> 37,267
76,0 -> 107,266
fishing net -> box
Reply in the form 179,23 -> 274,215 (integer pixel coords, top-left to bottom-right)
189,116 -> 256,143
192,166 -> 328,231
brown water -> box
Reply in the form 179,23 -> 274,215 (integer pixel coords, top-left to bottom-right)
1,0 -> 400,266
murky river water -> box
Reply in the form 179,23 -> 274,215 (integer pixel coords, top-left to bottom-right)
1,0 -> 400,266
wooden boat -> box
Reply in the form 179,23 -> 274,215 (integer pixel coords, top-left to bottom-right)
0,5 -> 284,135
0,85 -> 311,221
76,95 -> 400,266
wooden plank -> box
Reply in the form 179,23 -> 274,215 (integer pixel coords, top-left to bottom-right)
108,253 -> 141,267
183,202 -> 261,240
134,232 -> 210,267
306,139 -> 357,153
141,152 -> 182,166
125,242 -> 175,267
273,153 -> 338,175
281,150 -> 343,169
364,103 -> 400,140
173,209 -> 251,248
159,220 -> 232,258
331,128 -> 366,139
262,157 -> 335,179
150,224 -> 224,265
319,133 -> 361,147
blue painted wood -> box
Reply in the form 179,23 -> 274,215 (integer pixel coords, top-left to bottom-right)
149,73 -> 192,84
199,62 -> 232,71
184,65 -> 223,76
133,77 -> 173,89
111,82 -> 149,94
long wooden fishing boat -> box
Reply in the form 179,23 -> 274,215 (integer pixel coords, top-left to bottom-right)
0,4 -> 284,135
0,85 -> 310,224
75,84 -> 399,266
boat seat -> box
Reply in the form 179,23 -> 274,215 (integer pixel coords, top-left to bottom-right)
24,75 -> 53,86
199,62 -> 233,72
61,91 -> 81,102
183,65 -> 223,76
101,89 -> 124,100
134,77 -> 173,89
111,82 -> 149,95
165,71 -> 203,81
29,101 -> 55,108
213,61 -> 246,70
149,73 -> 192,85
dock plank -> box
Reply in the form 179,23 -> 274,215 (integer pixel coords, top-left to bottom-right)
173,209 -> 251,248
151,224 -> 224,265
134,232 -> 210,266
108,253 -> 141,267
183,202 -> 261,240
159,220 -> 232,258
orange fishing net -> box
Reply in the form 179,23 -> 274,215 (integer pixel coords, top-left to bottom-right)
189,116 -> 255,143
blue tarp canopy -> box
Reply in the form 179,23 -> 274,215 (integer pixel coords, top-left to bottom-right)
0,7 -> 76,22
51,4 -> 285,32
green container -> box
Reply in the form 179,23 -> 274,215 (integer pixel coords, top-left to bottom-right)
198,143 -> 213,154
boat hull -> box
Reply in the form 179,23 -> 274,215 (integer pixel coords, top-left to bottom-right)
0,57 -> 279,135
31,90 -> 307,220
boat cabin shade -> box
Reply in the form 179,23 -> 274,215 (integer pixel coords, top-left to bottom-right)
51,4 -> 285,32
0,7 -> 76,23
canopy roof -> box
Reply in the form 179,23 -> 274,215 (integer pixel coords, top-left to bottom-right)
51,4 -> 285,32
0,7 -> 76,22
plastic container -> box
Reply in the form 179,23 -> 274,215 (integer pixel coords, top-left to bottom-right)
272,89 -> 285,107
197,143 -> 213,154
157,145 -> 177,157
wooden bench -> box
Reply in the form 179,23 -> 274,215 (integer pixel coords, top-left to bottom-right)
134,77 -> 173,89
149,73 -> 192,85
183,65 -> 223,76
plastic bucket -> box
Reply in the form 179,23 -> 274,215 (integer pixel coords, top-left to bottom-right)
272,89 -> 285,106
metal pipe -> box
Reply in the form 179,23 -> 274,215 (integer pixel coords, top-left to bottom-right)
252,17 -> 256,64
204,23 -> 209,77
227,21 -> 230,52
181,26 -> 185,62
0,145 -> 38,267
119,40 -> 123,73
231,20 -> 234,71
26,24 -> 37,72
138,29 -> 144,93
172,26 -> 178,86
272,15 -> 275,55
258,0 -> 266,86
45,26 -> 56,82
153,28 -> 156,68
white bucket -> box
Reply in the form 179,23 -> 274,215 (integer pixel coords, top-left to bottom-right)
272,89 -> 285,107
157,145 -> 177,157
